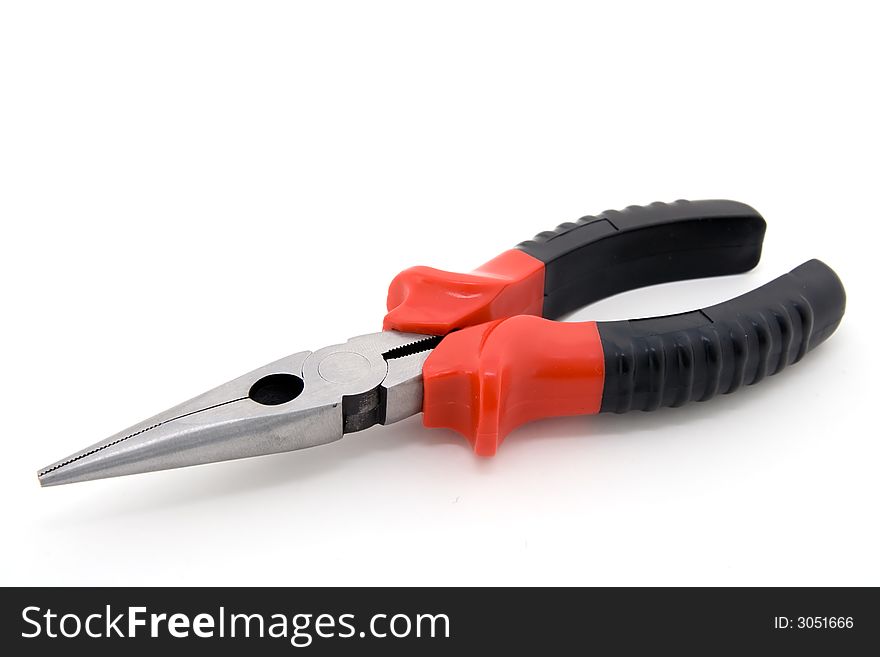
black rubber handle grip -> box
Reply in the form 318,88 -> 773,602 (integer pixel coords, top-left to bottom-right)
517,199 -> 767,319
597,259 -> 846,413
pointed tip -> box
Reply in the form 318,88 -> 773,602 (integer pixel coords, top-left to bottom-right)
37,462 -> 58,487
38,444 -> 122,486
37,461 -> 92,487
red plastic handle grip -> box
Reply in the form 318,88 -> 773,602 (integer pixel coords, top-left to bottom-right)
421,315 -> 605,455
384,249 -> 545,335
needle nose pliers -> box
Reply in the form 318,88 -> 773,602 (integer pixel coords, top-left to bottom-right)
38,200 -> 846,486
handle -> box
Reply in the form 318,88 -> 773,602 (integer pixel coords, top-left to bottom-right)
518,199 -> 767,319
422,260 -> 845,455
598,259 -> 846,413
384,199 -> 766,334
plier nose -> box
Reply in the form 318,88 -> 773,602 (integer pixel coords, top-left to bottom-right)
38,331 -> 437,486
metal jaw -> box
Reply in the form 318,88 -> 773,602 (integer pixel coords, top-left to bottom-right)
37,331 -> 439,486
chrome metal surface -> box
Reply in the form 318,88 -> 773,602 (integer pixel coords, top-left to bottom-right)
38,330 -> 438,486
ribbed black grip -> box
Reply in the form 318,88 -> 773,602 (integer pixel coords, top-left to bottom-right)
597,260 -> 846,413
517,200 -> 767,320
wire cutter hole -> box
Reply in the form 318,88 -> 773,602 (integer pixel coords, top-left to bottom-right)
248,373 -> 305,406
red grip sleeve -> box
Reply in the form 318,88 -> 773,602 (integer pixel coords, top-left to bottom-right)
384,249 -> 545,335
421,315 -> 606,455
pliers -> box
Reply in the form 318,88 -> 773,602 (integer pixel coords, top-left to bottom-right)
38,200 -> 846,486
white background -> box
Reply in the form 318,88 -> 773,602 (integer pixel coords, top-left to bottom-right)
1,1 -> 877,586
